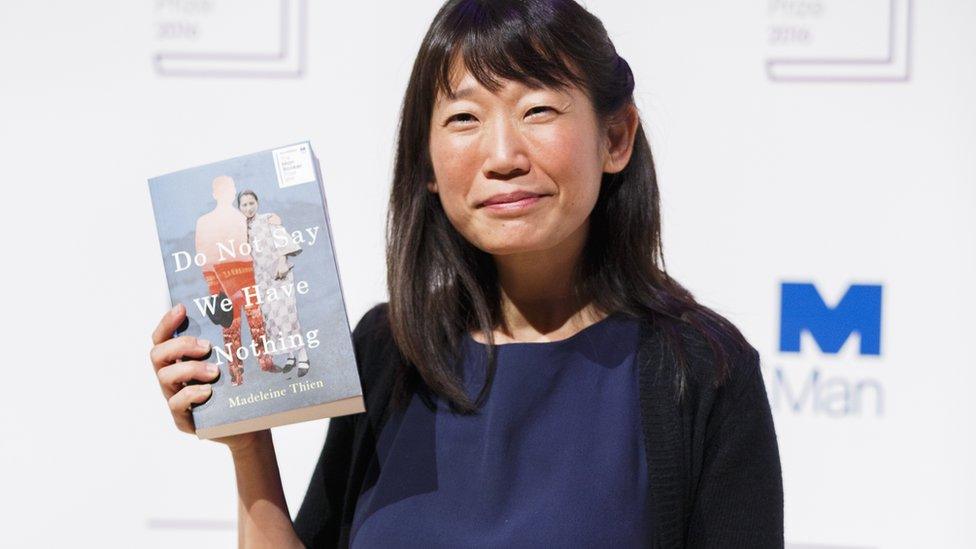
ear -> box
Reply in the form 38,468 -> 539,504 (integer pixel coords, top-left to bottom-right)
602,102 -> 639,175
427,180 -> 438,193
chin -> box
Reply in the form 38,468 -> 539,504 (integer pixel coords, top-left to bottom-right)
476,237 -> 550,256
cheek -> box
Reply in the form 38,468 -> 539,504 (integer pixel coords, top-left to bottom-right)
430,134 -> 480,181
429,136 -> 480,212
535,125 -> 604,210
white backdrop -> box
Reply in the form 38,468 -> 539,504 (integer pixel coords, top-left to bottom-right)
2,1 -> 974,547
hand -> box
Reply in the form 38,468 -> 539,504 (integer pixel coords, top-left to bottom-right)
275,258 -> 292,280
150,303 -> 265,452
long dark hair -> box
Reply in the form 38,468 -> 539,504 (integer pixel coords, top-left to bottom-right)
386,0 -> 749,414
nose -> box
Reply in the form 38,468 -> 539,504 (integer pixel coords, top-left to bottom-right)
481,114 -> 531,180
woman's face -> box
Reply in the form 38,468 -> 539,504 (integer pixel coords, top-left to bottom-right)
238,194 -> 258,219
427,65 -> 615,257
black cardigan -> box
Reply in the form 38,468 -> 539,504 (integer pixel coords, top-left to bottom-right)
293,303 -> 784,548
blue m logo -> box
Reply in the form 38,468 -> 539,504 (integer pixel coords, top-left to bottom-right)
779,283 -> 882,356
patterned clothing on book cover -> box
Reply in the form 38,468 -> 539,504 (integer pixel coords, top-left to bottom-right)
247,212 -> 305,356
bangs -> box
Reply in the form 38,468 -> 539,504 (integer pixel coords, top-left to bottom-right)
432,1 -> 587,100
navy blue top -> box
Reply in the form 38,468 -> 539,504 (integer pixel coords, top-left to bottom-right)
348,311 -> 652,547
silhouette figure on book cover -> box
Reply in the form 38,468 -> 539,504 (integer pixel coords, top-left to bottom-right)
237,189 -> 312,378
194,175 -> 276,385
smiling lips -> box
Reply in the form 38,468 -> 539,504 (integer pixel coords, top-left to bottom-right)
478,190 -> 549,208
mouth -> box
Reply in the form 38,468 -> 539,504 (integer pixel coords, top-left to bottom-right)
477,193 -> 551,215
478,191 -> 551,208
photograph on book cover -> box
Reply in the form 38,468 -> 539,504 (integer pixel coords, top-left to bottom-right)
148,143 -> 361,433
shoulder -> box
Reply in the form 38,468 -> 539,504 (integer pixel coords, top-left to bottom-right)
350,302 -> 396,382
346,302 -> 403,427
352,302 -> 392,349
645,310 -> 760,396
254,212 -> 279,224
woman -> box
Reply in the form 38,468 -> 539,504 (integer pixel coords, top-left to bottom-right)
149,0 -> 783,547
237,189 -> 311,377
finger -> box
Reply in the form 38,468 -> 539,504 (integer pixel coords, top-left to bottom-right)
150,335 -> 212,370
152,304 -> 186,345
157,360 -> 220,398
169,384 -> 212,434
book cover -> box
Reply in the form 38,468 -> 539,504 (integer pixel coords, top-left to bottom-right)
148,141 -> 365,439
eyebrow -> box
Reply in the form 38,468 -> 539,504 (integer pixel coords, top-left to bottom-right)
437,85 -> 478,106
453,86 -> 479,99
436,82 -> 567,109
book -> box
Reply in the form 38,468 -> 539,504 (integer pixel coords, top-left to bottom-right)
148,141 -> 365,439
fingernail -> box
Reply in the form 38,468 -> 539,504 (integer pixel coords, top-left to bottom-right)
197,338 -> 211,350
200,384 -> 211,394
170,304 -> 181,316
207,363 -> 218,375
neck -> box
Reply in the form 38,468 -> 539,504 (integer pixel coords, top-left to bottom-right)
487,217 -> 604,341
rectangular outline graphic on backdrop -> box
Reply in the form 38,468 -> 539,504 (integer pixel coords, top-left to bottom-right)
766,0 -> 912,83
153,0 -> 307,79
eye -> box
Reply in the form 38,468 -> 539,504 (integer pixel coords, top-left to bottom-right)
446,113 -> 477,125
526,106 -> 556,118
